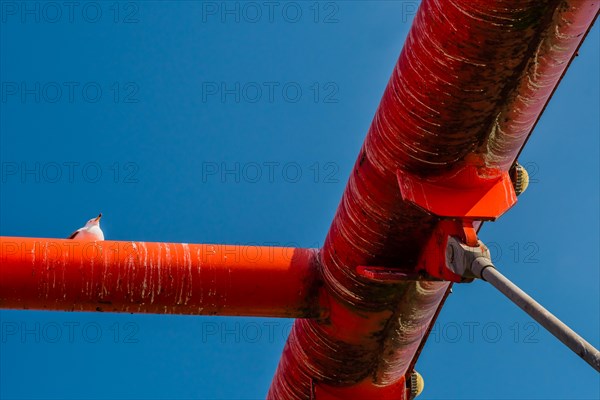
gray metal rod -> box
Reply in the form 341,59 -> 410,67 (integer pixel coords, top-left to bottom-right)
471,258 -> 600,372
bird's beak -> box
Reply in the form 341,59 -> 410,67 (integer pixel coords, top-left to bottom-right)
95,213 -> 102,222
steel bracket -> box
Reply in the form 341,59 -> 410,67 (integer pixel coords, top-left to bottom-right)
416,220 -> 480,282
356,266 -> 440,284
397,164 -> 517,221
397,164 -> 514,281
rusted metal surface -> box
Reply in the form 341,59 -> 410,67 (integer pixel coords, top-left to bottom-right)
0,237 -> 322,318
484,0 -> 600,168
268,1 -> 599,399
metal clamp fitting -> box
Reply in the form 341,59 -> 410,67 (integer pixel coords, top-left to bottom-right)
445,236 -> 492,279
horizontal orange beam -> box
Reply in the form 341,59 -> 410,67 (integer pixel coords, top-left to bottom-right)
0,237 -> 323,318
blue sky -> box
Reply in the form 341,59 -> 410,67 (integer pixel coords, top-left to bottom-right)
0,2 -> 598,399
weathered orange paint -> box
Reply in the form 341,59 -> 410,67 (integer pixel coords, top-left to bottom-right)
0,237 -> 322,318
0,1 -> 597,399
268,1 -> 599,399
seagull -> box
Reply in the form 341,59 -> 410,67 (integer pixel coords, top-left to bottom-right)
67,213 -> 105,241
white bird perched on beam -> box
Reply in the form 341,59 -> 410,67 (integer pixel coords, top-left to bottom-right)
67,213 -> 104,241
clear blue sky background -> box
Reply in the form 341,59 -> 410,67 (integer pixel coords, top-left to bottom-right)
0,2 -> 598,399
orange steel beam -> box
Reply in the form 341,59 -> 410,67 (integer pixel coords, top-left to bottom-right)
0,237 -> 323,318
268,1 -> 599,399
0,2 -> 598,400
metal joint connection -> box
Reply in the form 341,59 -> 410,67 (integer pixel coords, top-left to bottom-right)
445,236 -> 493,279
443,237 -> 600,372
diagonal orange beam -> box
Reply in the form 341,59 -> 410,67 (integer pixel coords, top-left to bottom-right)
268,1 -> 599,399
0,237 -> 323,318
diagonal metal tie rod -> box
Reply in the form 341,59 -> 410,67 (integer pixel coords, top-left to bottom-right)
447,237 -> 600,372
